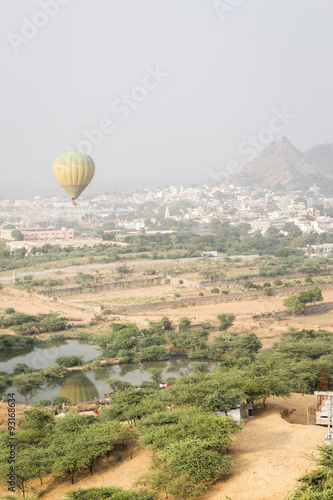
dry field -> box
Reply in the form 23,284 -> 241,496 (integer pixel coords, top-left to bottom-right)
0,286 -> 93,323
2,272 -> 333,348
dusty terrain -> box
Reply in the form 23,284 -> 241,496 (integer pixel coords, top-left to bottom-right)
0,394 -> 325,500
0,262 -> 331,499
203,393 -> 324,500
0,286 -> 93,322
2,279 -> 333,349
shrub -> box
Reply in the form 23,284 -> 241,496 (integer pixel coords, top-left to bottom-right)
76,331 -> 94,340
217,313 -> 235,331
55,355 -> 85,368
211,288 -> 219,294
50,333 -> 67,341
5,308 -> 15,314
146,269 -> 156,275
65,486 -> 154,499
243,281 -> 259,290
12,363 -> 33,375
199,292 -> 204,296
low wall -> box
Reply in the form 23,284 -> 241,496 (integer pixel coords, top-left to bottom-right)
56,298 -> 102,314
37,277 -> 168,298
115,283 -> 333,315
115,289 -> 264,315
168,271 -> 331,290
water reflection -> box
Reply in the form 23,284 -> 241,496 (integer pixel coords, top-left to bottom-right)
58,373 -> 99,404
1,341 -> 220,403
0,340 -> 100,373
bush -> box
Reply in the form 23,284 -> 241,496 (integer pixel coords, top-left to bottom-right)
140,346 -> 170,361
102,309 -> 113,315
243,281 -> 259,290
199,292 -> 204,296
5,308 -> 15,314
217,313 -> 235,331
12,363 -> 33,375
221,290 -> 230,295
76,331 -> 94,340
49,333 -> 67,341
65,486 -> 154,499
264,287 -> 273,296
33,398 -> 52,407
55,355 -> 85,368
211,288 -> 219,294
0,334 -> 37,352
146,269 -> 156,275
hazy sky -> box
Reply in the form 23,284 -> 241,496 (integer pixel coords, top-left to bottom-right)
1,0 -> 333,197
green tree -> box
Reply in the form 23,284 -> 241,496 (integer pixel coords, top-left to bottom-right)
283,295 -> 305,315
179,317 -> 191,330
12,363 -> 33,375
217,313 -> 235,331
308,285 -> 323,305
11,229 -> 24,241
13,373 -> 44,403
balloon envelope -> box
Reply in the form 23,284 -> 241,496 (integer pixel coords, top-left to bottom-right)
53,151 -> 95,201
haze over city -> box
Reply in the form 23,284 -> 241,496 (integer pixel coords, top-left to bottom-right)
1,0 -> 333,196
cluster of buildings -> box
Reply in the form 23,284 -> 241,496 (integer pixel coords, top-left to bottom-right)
1,182 -> 333,250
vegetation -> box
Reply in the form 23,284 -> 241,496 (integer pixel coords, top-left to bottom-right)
0,332 -> 37,348
284,286 -> 323,315
66,487 -> 154,499
55,355 -> 85,368
3,221 -> 333,275
0,321 -> 333,497
289,445 -> 333,499
0,311 -> 68,336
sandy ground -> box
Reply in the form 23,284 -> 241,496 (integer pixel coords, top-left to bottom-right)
0,286 -> 93,322
0,394 -> 326,500
116,289 -> 333,348
2,284 -> 333,349
11,446 -> 152,500
202,393 -> 325,500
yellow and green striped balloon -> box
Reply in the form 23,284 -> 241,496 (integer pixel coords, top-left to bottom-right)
58,373 -> 99,404
53,151 -> 95,203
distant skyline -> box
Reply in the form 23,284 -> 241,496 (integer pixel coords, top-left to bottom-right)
1,0 -> 333,196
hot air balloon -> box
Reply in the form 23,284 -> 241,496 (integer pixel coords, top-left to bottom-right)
53,151 -> 95,204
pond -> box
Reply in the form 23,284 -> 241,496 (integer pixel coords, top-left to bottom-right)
1,340 -> 220,403
0,340 -> 100,372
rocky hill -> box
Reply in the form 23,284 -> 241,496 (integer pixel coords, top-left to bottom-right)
226,137 -> 333,193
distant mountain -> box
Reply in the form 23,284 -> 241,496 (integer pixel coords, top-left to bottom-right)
226,137 -> 333,193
